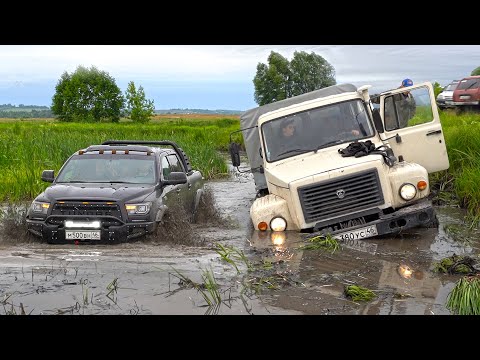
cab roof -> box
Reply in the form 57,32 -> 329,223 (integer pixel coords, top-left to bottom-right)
76,140 -> 192,172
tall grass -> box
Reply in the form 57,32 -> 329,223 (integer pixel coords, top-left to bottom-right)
2,109 -> 480,224
436,109 -> 480,223
0,117 -> 241,201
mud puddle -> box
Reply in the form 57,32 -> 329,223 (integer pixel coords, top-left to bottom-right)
0,167 -> 479,315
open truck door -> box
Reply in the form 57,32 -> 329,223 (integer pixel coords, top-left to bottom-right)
379,82 -> 449,173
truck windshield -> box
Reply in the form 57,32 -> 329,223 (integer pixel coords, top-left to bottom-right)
262,99 -> 375,162
55,155 -> 157,184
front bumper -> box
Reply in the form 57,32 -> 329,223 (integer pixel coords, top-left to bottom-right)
26,216 -> 156,244
250,199 -> 437,248
452,101 -> 479,106
313,199 -> 436,238
437,100 -> 455,108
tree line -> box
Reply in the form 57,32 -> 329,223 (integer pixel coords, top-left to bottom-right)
19,54 -> 480,122
0,109 -> 53,118
47,51 -> 344,123
0,104 -> 49,109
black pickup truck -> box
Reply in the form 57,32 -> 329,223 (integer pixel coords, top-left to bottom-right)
26,140 -> 204,244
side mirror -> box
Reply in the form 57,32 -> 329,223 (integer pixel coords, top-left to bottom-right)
229,142 -> 241,167
163,172 -> 187,185
41,170 -> 55,183
372,108 -> 384,133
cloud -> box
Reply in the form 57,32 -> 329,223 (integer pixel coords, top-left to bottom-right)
1,45 -> 479,108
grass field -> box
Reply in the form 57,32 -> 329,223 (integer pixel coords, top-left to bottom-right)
0,116 -> 240,201
1,109 -> 479,224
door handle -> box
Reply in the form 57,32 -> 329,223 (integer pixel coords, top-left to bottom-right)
176,189 -> 181,194
188,183 -> 192,189
427,130 -> 442,136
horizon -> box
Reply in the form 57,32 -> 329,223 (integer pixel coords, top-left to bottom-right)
1,45 -> 479,110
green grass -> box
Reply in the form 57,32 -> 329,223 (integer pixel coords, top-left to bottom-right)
213,243 -> 254,273
0,117 -> 241,201
432,255 -> 477,274
344,285 -> 377,302
2,109 -> 480,225
434,109 -> 480,224
301,233 -> 340,253
446,275 -> 480,315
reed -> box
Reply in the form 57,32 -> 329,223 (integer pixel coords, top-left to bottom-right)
0,117 -> 240,201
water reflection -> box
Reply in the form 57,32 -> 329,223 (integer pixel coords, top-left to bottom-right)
245,206 -> 480,315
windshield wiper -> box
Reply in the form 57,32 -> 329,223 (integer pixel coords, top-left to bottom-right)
313,139 -> 344,153
276,148 -> 310,157
107,181 -> 136,184
59,181 -> 90,183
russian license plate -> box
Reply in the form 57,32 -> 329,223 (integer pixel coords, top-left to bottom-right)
333,225 -> 378,254
65,231 -> 101,240
460,95 -> 470,99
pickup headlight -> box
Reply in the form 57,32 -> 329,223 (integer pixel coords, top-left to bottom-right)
399,183 -> 417,201
125,203 -> 151,215
31,201 -> 50,215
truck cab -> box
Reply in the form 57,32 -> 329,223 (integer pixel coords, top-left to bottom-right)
230,82 -> 449,242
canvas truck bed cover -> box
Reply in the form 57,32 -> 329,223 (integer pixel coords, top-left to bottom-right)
240,83 -> 357,191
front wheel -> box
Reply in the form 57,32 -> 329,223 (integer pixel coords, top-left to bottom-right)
191,188 -> 204,223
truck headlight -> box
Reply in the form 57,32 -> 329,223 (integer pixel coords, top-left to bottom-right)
270,217 -> 287,231
125,203 -> 151,215
399,183 -> 417,201
31,201 -> 50,215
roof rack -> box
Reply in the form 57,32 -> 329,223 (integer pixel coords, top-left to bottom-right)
84,145 -> 153,154
101,140 -> 191,173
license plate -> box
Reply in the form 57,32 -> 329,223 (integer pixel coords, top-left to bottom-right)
65,231 -> 101,240
460,95 -> 470,99
333,225 -> 378,254
445,101 -> 453,105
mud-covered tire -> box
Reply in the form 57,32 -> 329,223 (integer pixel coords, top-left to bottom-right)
191,188 -> 204,223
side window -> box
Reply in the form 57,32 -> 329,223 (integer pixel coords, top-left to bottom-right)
161,156 -> 170,179
166,154 -> 185,173
384,86 -> 433,131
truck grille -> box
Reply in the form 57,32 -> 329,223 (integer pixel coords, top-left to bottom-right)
50,202 -> 123,221
298,169 -> 384,223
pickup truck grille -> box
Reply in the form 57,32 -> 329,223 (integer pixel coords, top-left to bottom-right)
50,202 -> 123,220
298,169 -> 384,223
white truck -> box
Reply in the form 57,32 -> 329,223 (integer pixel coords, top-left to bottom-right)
229,82 -> 449,242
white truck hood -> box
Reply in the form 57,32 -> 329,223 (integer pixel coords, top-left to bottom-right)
265,146 -> 383,188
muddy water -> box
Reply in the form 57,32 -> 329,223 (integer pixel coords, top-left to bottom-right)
0,168 -> 478,315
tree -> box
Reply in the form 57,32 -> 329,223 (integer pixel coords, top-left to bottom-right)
471,67 -> 480,76
433,81 -> 443,99
51,65 -> 124,122
253,51 -> 336,106
124,81 -> 155,123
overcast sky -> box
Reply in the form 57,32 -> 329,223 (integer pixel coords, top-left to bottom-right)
0,45 -> 479,111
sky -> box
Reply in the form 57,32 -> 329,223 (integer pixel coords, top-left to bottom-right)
0,45 -> 479,111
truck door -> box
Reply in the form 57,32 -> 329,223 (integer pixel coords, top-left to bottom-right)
379,82 -> 449,173
165,154 -> 190,207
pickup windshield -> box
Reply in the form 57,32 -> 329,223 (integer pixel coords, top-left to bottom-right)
55,155 -> 156,184
262,99 -> 375,162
